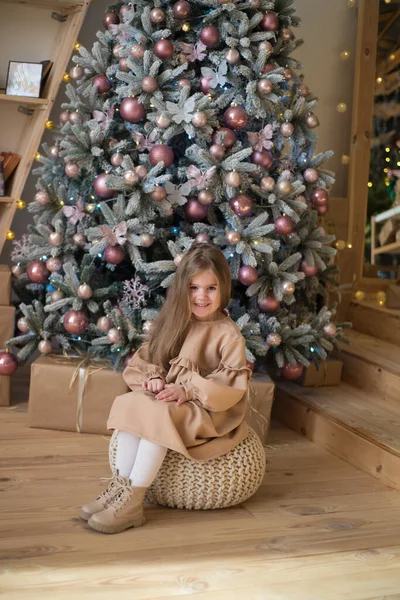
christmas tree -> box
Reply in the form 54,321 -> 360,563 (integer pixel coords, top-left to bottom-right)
2,0 -> 344,381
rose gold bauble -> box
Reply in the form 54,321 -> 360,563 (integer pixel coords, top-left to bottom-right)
192,111 -> 207,127
178,78 -> 191,89
113,43 -> 124,58
225,48 -> 240,64
156,114 -> 171,129
277,180 -> 292,195
224,106 -> 248,130
104,245 -> 124,264
226,230 -> 241,244
281,122 -> 294,137
259,293 -> 280,312
104,12 -> 120,29
225,171 -> 241,187
119,58 -> 130,73
93,74 -> 111,93
238,265 -> 258,286
72,233 -> 87,247
195,233 -> 210,244
120,97 -> 146,123
154,39 -> 174,59
200,25 -> 220,48
141,233 -> 154,248
142,76 -> 158,93
143,320 -> 154,334
123,351 -> 135,368
130,43 -> 145,59
107,328 -> 122,343
200,77 -> 212,94
283,68 -> 294,80
262,63 -> 275,74
77,283 -> 93,299
0,352 -> 18,376
323,322 -> 337,337
173,1 -> 191,20
51,290 -> 64,302
251,150 -> 273,169
12,265 -> 23,278
316,204 -> 328,216
282,363 -> 303,380
69,111 -> 83,125
149,145 -> 174,168
282,27 -> 294,42
17,317 -> 30,333
65,162 -> 80,178
304,168 -> 318,183
257,79 -> 273,95
198,189 -> 214,205
282,280 -> 295,295
174,253 -> 185,266
97,316 -> 112,333
260,11 -> 279,31
296,195 -> 307,205
63,310 -> 89,334
229,194 -> 253,218
300,260 -> 318,277
184,197 -> 209,221
306,113 -> 319,128
111,153 -> 124,167
46,257 -> 62,272
136,165 -> 148,178
267,332 -> 281,347
35,190 -> 50,206
212,128 -> 237,149
119,4 -> 133,18
123,170 -> 138,185
274,216 -> 293,235
49,232 -> 64,246
311,188 -> 329,206
259,41 -> 273,53
59,111 -> 69,124
151,186 -> 166,201
260,176 -> 275,191
150,8 -> 165,22
38,340 -> 53,355
299,83 -> 310,97
209,144 -> 225,160
94,173 -> 117,198
48,146 -> 59,159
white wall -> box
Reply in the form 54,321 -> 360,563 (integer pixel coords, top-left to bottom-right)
1,0 -> 359,263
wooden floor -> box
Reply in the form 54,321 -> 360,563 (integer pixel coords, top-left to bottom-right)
2,390 -> 400,598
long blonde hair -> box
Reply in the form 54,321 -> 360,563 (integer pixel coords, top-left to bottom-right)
148,243 -> 231,370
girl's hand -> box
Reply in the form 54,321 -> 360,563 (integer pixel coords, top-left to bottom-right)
143,378 -> 165,393
155,383 -> 187,406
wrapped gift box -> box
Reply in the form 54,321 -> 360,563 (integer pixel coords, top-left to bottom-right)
386,284 -> 400,310
300,359 -> 343,387
28,355 -> 129,434
246,372 -> 275,444
0,265 -> 11,305
0,305 -> 15,347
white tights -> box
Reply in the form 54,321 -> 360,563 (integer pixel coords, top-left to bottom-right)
115,431 -> 167,488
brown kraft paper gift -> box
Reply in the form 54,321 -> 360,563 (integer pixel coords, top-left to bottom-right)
28,355 -> 129,434
300,360 -> 343,387
0,265 -> 11,305
246,372 -> 275,444
386,283 -> 400,310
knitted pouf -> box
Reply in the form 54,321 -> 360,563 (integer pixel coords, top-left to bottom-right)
109,428 -> 266,510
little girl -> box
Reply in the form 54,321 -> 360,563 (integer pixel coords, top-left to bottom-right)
80,243 -> 251,534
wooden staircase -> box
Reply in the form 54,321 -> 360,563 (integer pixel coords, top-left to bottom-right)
273,298 -> 400,490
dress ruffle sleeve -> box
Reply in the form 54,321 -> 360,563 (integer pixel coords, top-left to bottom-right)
180,337 -> 251,412
122,343 -> 166,390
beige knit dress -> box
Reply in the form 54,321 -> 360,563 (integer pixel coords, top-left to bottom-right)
107,312 -> 251,461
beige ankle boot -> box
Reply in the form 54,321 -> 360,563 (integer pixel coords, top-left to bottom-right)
87,483 -> 147,534
79,474 -> 129,521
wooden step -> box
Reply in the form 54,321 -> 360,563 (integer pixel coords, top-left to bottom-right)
338,329 -> 400,406
273,380 -> 400,490
347,299 -> 400,345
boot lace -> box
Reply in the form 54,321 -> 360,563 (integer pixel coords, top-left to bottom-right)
98,475 -> 127,502
108,484 -> 134,513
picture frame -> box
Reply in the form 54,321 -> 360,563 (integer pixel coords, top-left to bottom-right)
5,61 -> 43,98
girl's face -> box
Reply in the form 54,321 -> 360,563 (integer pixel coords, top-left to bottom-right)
189,270 -> 221,321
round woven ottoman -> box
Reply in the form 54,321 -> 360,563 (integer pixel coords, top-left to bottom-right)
109,428 -> 266,510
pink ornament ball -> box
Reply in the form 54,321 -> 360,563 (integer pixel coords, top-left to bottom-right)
195,233 -> 210,244
97,316 -> 112,332
311,188 -> 329,206
35,190 -> 50,206
49,146 -> 59,159
212,128 -> 237,149
304,168 -> 318,183
238,265 -> 259,286
209,144 -> 225,160
151,186 -> 166,201
69,112 -> 83,125
11,265 -> 24,278
301,260 -> 318,277
27,261 -> 50,283
142,76 -> 158,93
120,4 -> 133,18
224,106 -> 248,130
38,340 -> 53,355
104,12 -> 120,29
107,328 -> 122,343
94,173 -> 117,199
316,204 -> 328,216
59,111 -> 69,125
226,230 -> 241,244
200,77 -> 212,94
262,63 -> 275,75
200,25 -> 220,48
120,97 -> 146,123
93,74 -> 112,93
149,145 -> 174,168
260,11 -> 279,31
0,351 -> 18,376
274,216 -> 293,235
173,0 -> 192,20
229,194 -> 253,218
111,152 -> 124,167
118,58 -> 130,73
324,322 -> 337,337
104,245 -> 125,265
251,150 -> 273,169
65,162 -> 80,178
130,43 -> 145,59
46,257 -> 62,273
184,197 -> 209,221
154,39 -> 174,60
17,318 -> 30,333
258,293 -> 280,312
282,362 -> 303,380
64,310 -> 89,335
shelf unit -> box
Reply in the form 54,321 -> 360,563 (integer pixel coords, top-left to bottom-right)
0,0 -> 91,255
371,205 -> 400,264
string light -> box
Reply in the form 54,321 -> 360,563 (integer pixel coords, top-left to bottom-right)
336,103 -> 347,113
376,291 -> 387,306
182,23 -> 190,32
335,240 -> 346,250
368,182 -> 373,187
340,51 -> 351,61
354,290 -> 365,301
376,77 -> 383,84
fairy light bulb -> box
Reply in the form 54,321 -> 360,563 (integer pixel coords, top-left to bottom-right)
340,50 -> 351,60
368,182 -> 373,188
376,77 -> 383,84
337,103 -> 347,113
341,155 -> 350,165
